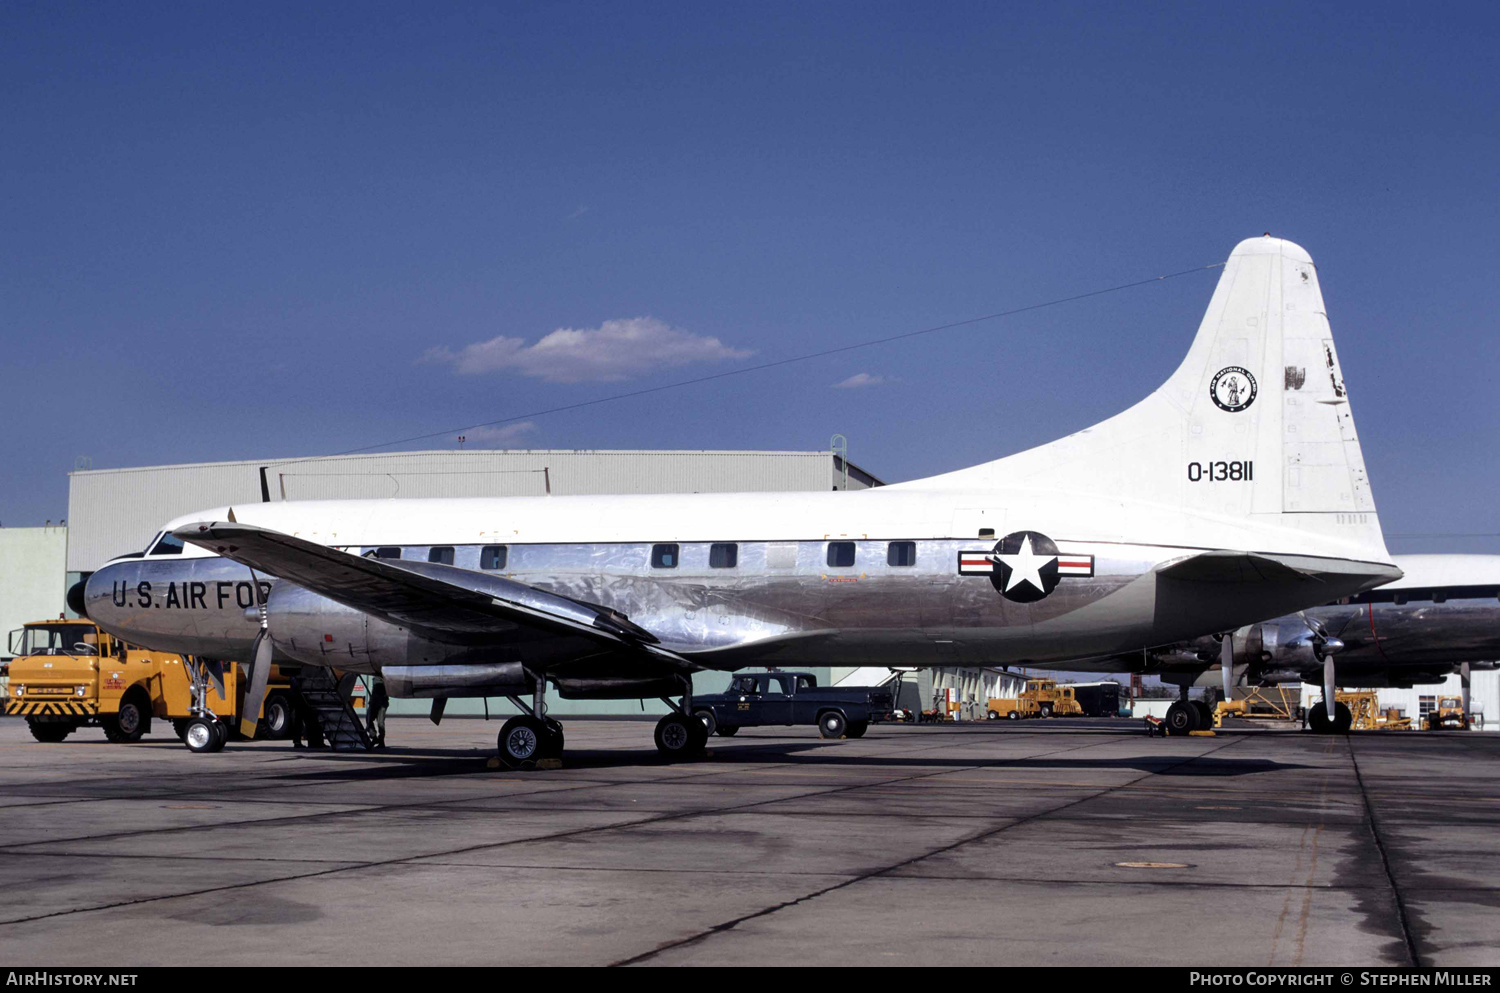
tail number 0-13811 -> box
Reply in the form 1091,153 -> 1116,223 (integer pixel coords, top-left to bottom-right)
1187,461 -> 1253,482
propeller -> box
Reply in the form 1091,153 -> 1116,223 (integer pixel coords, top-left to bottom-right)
238,587 -> 274,739
1297,611 -> 1347,658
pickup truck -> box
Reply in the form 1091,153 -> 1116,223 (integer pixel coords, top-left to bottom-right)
693,671 -> 895,739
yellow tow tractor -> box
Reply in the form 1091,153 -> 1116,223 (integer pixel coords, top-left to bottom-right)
1425,696 -> 1468,731
987,678 -> 1085,720
5,617 -> 295,746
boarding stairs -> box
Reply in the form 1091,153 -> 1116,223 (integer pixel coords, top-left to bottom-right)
296,667 -> 373,751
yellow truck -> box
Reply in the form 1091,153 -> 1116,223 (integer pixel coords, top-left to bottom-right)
1424,696 -> 1468,731
986,678 -> 1085,720
5,617 -> 293,745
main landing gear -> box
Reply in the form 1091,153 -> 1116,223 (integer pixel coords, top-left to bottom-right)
1163,685 -> 1215,735
490,676 -> 710,769
655,678 -> 708,761
496,680 -> 565,769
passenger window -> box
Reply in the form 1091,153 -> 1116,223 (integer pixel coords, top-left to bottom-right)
826,541 -> 856,568
428,546 -> 454,565
709,543 -> 738,568
374,547 -> 402,560
651,543 -> 679,569
764,676 -> 788,695
887,541 -> 916,567
480,545 -> 508,570
733,676 -> 758,694
796,675 -> 813,690
151,533 -> 185,556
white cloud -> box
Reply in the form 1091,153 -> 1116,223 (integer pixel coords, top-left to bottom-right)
423,317 -> 752,384
459,422 -> 538,447
832,372 -> 887,389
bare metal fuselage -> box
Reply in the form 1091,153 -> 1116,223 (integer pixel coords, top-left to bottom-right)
85,534 -> 1392,686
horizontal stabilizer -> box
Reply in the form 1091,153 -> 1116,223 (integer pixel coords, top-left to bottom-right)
1155,551 -> 1320,585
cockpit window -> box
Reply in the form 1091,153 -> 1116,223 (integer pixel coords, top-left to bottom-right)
150,533 -> 185,556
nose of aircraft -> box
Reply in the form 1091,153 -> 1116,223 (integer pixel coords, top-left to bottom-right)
83,559 -> 141,642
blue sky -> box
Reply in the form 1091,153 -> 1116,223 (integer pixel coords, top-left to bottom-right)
3,1 -> 1497,553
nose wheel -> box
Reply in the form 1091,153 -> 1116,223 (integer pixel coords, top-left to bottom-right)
184,717 -> 227,753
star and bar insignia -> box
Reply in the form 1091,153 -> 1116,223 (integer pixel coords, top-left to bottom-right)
958,530 -> 1094,603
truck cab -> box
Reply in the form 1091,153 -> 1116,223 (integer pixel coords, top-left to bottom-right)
6,618 -> 294,744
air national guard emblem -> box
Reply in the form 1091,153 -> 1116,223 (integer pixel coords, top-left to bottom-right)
1210,366 -> 1257,412
957,531 -> 1094,603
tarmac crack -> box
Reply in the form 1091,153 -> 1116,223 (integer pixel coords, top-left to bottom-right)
609,733 -> 1245,966
1346,736 -> 1421,967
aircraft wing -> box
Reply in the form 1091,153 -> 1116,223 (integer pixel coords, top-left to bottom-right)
173,521 -> 691,667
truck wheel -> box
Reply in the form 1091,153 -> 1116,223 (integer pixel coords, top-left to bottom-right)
172,719 -> 194,741
987,710 -> 999,720
184,718 -> 225,753
103,692 -> 149,743
1007,711 -> 1020,720
716,725 -> 739,737
28,721 -> 73,743
845,720 -> 868,739
818,711 -> 847,739
261,692 -> 293,740
694,708 -> 718,737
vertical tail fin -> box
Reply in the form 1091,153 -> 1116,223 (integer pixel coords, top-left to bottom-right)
927,235 -> 1391,563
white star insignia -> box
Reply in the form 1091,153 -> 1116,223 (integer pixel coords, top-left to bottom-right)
993,534 -> 1056,594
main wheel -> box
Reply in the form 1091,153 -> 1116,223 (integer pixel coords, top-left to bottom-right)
1192,700 -> 1214,729
540,718 -> 565,758
184,717 -> 225,753
1332,702 -> 1353,734
261,692 -> 293,740
27,720 -> 73,743
655,713 -> 707,759
498,715 -> 547,767
1165,701 -> 1199,736
845,720 -> 869,739
103,694 -> 149,743
694,708 -> 718,737
818,711 -> 848,739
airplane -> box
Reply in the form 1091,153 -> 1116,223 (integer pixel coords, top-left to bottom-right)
1103,553 -> 1500,734
81,234 -> 1402,765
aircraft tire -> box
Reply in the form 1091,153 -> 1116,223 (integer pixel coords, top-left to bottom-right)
1191,700 -> 1214,729
654,713 -> 706,759
498,716 -> 547,767
1308,702 -> 1333,734
1164,701 -> 1198,736
184,718 -> 225,754
1332,702 -> 1353,734
541,718 -> 565,758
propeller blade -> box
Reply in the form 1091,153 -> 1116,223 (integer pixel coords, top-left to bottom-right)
239,628 -> 274,739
